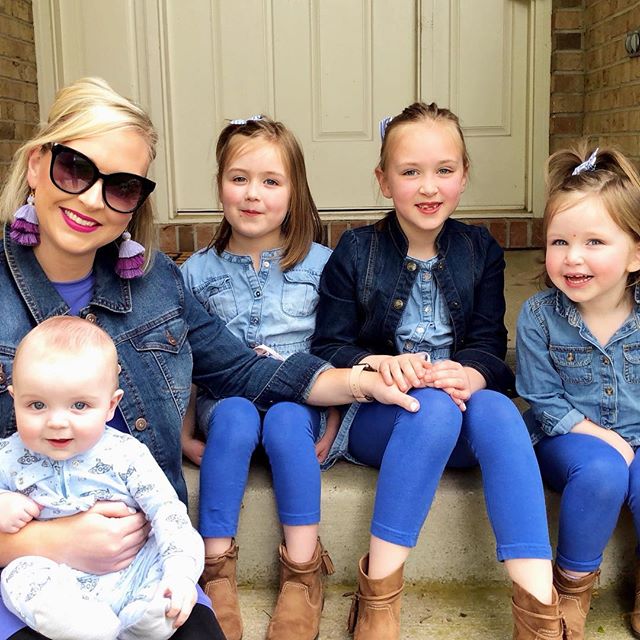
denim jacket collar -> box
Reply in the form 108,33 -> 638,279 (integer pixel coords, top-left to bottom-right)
553,285 -> 640,331
382,210 -> 453,262
4,229 -> 132,321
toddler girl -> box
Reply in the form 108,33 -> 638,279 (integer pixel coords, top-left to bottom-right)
516,145 -> 640,639
0,316 -> 203,640
181,115 -> 337,640
312,102 -> 563,639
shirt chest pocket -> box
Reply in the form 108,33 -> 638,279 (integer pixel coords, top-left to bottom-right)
194,275 -> 238,324
549,345 -> 593,385
282,270 -> 320,318
623,343 -> 640,384
129,317 -> 192,393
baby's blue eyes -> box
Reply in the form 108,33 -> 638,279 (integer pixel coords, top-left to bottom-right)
72,402 -> 87,410
30,401 -> 45,410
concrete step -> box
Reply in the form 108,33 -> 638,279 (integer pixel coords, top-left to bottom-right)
235,582 -> 633,639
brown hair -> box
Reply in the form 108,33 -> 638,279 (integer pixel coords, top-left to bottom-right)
378,102 -> 470,174
0,77 -> 158,270
542,143 -> 640,287
13,316 -> 119,388
209,116 -> 321,271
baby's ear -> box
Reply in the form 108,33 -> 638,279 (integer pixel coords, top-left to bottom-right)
7,385 -> 14,399
107,389 -> 124,421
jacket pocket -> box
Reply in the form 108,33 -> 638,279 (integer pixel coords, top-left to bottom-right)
623,343 -> 640,383
129,317 -> 192,394
549,345 -> 593,384
193,275 -> 238,324
282,270 -> 319,317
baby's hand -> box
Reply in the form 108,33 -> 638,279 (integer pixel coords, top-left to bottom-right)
159,574 -> 197,629
422,360 -> 471,411
315,406 -> 341,463
378,353 -> 431,391
0,492 -> 41,533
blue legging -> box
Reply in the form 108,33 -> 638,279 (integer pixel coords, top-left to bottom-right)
348,387 -> 551,560
536,432 -> 640,572
198,397 -> 321,537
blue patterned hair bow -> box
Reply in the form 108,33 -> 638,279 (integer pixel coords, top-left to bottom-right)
229,114 -> 263,125
572,148 -> 599,176
379,116 -> 393,141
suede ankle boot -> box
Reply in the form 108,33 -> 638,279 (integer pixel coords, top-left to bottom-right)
629,561 -> 640,637
198,540 -> 242,640
511,582 -> 568,639
266,538 -> 334,640
347,554 -> 404,640
553,563 -> 599,640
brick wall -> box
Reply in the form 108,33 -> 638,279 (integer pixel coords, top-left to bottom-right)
551,0 -> 640,166
0,0 -> 37,185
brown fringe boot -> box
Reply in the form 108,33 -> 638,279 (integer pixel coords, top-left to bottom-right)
198,540 -> 242,640
553,563 -> 599,640
266,538 -> 334,640
512,582 -> 568,639
347,554 -> 404,640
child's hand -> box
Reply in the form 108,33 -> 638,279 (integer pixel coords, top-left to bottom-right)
181,385 -> 205,466
0,492 -> 41,533
377,353 -> 431,391
422,360 -> 472,411
159,574 -> 197,629
315,407 -> 341,463
181,432 -> 205,467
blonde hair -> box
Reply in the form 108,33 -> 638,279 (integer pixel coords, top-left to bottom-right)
14,316 -> 119,388
0,77 -> 158,270
378,102 -> 470,174
210,116 -> 321,271
542,143 -> 640,287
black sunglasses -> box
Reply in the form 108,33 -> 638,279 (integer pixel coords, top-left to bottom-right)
49,143 -> 156,214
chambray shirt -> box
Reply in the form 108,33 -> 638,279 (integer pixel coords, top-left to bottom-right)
395,255 -> 453,359
182,243 -> 331,359
181,243 -> 332,429
516,286 -> 640,446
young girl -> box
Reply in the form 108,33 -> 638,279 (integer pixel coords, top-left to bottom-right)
311,102 -> 564,639
516,146 -> 640,640
181,116 -> 339,640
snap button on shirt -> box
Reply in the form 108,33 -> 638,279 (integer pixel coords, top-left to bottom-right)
134,417 -> 148,431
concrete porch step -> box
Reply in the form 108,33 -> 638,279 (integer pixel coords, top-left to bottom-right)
236,582 -> 632,639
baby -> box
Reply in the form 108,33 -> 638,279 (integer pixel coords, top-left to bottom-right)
0,316 -> 204,640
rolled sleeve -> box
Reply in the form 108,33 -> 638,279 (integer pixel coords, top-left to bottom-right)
516,299 -> 584,438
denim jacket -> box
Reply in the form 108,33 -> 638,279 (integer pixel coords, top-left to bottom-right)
0,232 -> 328,503
181,242 -> 331,358
311,212 -> 514,394
516,286 -> 640,446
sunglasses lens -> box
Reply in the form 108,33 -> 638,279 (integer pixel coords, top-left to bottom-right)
104,177 -> 145,213
51,148 -> 94,193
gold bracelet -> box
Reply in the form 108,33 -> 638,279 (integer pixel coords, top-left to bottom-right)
349,363 -> 376,403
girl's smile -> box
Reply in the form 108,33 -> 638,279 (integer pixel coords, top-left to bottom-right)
61,208 -> 101,232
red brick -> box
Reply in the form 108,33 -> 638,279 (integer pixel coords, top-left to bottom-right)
488,221 -> 507,247
158,225 -> 178,253
552,73 -> 584,93
509,220 -> 529,249
194,223 -> 216,250
531,219 -> 544,248
552,51 -> 584,72
553,9 -> 583,30
551,93 -> 584,113
328,222 -> 348,248
550,114 -> 583,135
177,225 -> 195,252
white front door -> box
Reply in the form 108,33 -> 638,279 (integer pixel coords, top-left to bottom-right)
33,0 -> 550,222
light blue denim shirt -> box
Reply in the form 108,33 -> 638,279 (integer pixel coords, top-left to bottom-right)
325,255 -> 454,468
395,255 -> 453,360
516,286 -> 640,446
181,242 -> 332,430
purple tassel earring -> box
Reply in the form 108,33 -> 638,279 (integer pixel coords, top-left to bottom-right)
9,192 -> 39,246
115,231 -> 145,279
